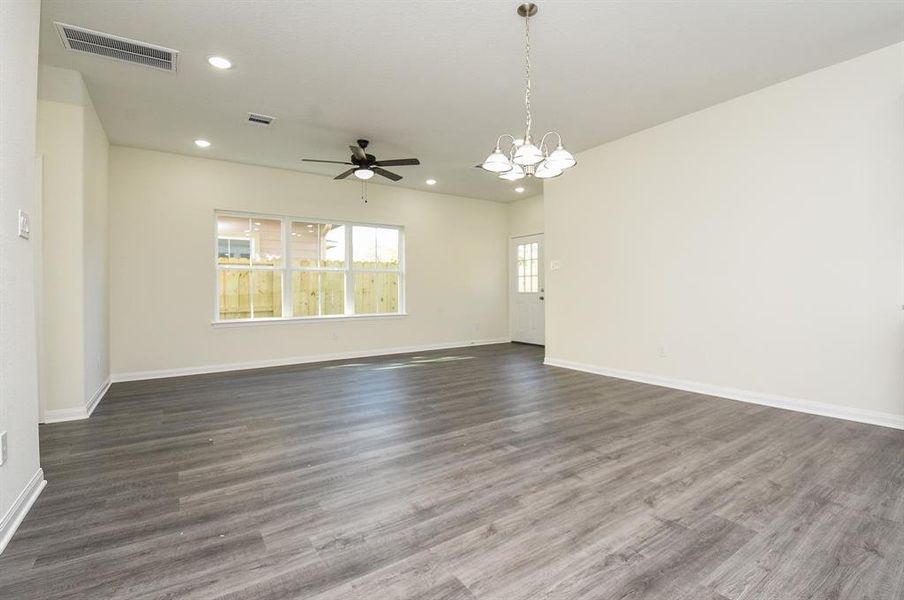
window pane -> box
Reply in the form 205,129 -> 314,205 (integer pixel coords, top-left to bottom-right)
292,271 -> 318,317
321,272 -> 345,315
218,238 -> 251,261
219,269 -> 251,320
517,244 -> 525,259
290,222 -> 319,267
352,226 -> 377,269
251,218 -> 283,267
291,222 -> 345,268
354,272 -> 399,314
376,228 -> 399,268
322,225 -> 345,268
292,271 -> 345,317
217,215 -> 252,266
251,270 -> 282,318
353,226 -> 399,270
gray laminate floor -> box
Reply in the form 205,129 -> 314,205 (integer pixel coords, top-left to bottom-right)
0,343 -> 902,599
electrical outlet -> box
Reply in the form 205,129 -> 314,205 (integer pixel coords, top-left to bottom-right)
550,259 -> 561,271
657,346 -> 667,359
0,431 -> 7,466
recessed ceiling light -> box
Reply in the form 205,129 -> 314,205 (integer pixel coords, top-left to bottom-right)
194,139 -> 211,148
207,56 -> 233,70
254,222 -> 261,225
515,187 -> 525,193
425,179 -> 437,186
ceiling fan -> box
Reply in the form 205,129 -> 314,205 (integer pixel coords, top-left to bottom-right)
302,139 -> 420,181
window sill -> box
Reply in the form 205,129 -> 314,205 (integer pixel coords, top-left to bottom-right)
211,313 -> 409,328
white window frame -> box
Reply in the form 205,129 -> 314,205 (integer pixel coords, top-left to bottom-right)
213,210 -> 406,325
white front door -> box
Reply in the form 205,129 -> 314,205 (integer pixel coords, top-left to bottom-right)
510,234 -> 545,345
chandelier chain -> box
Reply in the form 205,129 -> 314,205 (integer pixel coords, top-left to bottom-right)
524,10 -> 532,141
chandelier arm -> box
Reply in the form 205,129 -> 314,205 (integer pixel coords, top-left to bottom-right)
538,131 -> 562,155
495,133 -> 517,150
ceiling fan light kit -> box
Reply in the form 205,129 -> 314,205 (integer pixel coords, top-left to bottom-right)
480,3 -> 576,180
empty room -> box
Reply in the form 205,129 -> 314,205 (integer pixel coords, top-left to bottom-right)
1,1 -> 903,598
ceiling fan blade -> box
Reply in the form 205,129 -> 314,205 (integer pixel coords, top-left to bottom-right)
373,167 -> 402,181
302,159 -> 353,165
349,145 -> 367,161
374,158 -> 420,167
334,168 -> 357,180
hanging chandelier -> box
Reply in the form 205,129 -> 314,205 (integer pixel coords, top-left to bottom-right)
480,3 -> 576,180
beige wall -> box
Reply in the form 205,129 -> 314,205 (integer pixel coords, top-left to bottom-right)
544,43 -> 904,427
0,0 -> 42,549
82,89 -> 110,404
36,66 -> 110,418
109,147 -> 509,377
36,100 -> 85,415
509,194 -> 544,239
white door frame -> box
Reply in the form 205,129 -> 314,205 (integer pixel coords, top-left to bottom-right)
509,233 -> 545,345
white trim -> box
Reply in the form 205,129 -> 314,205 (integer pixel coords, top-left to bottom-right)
544,357 -> 904,431
41,376 -> 110,423
86,376 -> 111,417
0,469 -> 46,555
112,337 -> 512,383
211,312 -> 409,328
41,407 -> 89,423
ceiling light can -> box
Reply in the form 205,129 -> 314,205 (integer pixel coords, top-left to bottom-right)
207,56 -> 233,69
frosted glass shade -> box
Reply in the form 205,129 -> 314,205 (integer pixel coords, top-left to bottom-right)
481,150 -> 513,173
534,160 -> 562,179
546,145 -> 576,170
513,142 -> 543,166
499,163 -> 526,180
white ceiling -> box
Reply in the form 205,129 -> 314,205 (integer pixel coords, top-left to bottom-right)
39,0 -> 904,202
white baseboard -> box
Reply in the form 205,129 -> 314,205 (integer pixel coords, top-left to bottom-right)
41,406 -> 88,423
0,468 -> 46,555
112,338 -> 512,383
544,357 -> 904,431
42,376 -> 111,424
86,376 -> 111,417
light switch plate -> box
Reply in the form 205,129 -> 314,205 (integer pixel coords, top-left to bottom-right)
0,431 -> 7,466
550,259 -> 561,271
17,210 -> 30,239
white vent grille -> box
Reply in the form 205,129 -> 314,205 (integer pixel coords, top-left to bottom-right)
54,22 -> 178,72
247,113 -> 275,126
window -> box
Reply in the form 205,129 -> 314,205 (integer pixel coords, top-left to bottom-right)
216,212 -> 403,321
517,241 -> 539,293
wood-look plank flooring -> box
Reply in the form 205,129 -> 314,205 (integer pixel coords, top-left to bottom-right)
1,343 -> 902,599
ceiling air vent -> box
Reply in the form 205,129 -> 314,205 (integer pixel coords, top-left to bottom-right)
247,113 -> 275,126
54,22 -> 178,72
